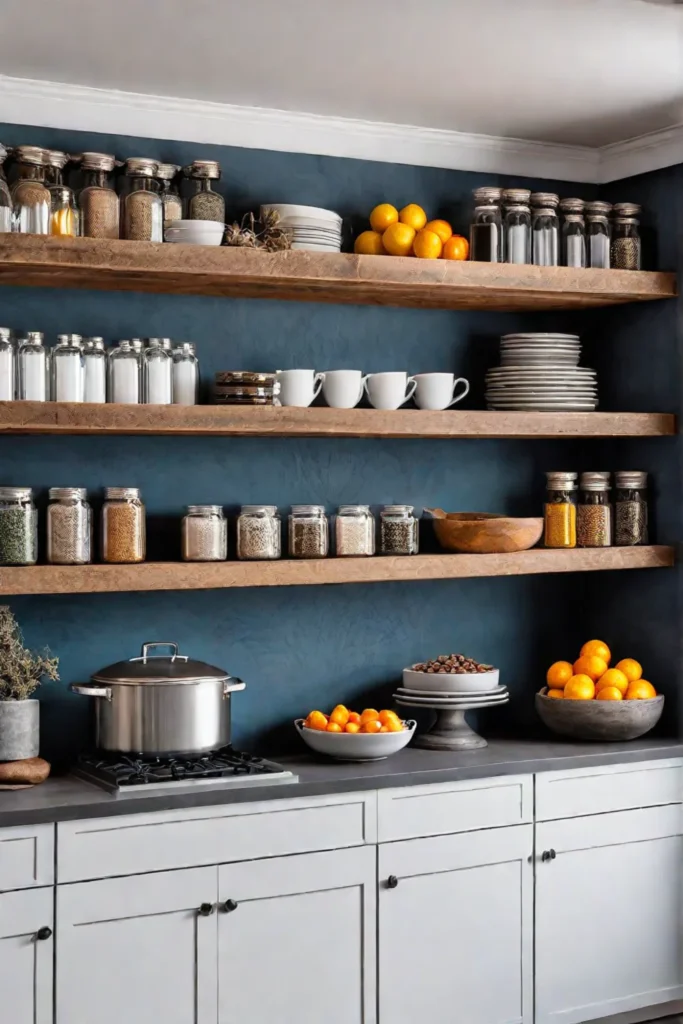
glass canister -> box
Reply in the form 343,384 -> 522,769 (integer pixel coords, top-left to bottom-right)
531,192 -> 559,267
83,337 -> 107,403
101,487 -> 146,563
108,340 -> 141,403
615,471 -> 648,546
172,342 -> 199,405
577,472 -> 612,548
121,158 -> 163,242
156,163 -> 183,228
585,201 -> 612,269
77,152 -> 119,239
17,332 -> 48,401
184,160 -> 225,222
236,505 -> 281,560
0,487 -> 38,565
335,505 -> 375,556
47,487 -> 92,565
0,327 -> 14,400
380,505 -> 419,555
544,472 -> 577,548
0,144 -> 13,233
611,203 -> 641,271
503,188 -> 531,265
288,505 -> 329,558
469,186 -> 504,262
11,146 -> 50,234
52,334 -> 85,402
181,505 -> 227,562
143,338 -> 173,404
44,150 -> 80,237
560,198 -> 586,268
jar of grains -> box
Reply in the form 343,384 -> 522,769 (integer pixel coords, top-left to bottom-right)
181,505 -> 227,562
47,487 -> 92,565
184,160 -> 225,222
577,472 -> 612,548
380,505 -> 419,555
0,487 -> 37,566
77,152 -> 119,239
236,505 -> 281,560
615,471 -> 648,546
101,487 -> 145,563
11,146 -> 50,234
335,505 -> 375,556
289,505 -> 329,559
544,472 -> 577,548
121,158 -> 163,242
156,163 -> 183,228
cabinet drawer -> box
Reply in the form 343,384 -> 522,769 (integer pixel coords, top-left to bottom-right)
57,791 -> 377,882
0,823 -> 54,891
535,758 -> 683,821
377,775 -> 532,842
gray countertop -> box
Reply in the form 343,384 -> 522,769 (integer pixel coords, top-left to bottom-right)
2,736 -> 683,828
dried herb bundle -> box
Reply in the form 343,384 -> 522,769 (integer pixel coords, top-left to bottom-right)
0,606 -> 59,700
224,210 -> 291,252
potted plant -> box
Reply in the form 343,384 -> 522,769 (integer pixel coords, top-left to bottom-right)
0,606 -> 58,761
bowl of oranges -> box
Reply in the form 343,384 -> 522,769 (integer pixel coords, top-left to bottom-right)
536,639 -> 664,741
296,706 -> 415,760
354,203 -> 469,261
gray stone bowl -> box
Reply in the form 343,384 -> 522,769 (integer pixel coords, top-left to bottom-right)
536,688 -> 664,741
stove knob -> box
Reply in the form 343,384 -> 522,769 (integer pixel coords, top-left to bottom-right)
198,903 -> 215,917
36,926 -> 52,940
222,899 -> 239,913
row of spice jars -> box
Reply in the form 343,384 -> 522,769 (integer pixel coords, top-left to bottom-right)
544,471 -> 649,549
469,188 -> 642,270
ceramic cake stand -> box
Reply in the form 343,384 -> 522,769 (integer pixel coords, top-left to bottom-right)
394,694 -> 509,751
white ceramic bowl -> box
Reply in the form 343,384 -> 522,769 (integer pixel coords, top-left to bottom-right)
295,719 -> 415,761
261,204 -> 342,226
402,666 -> 500,693
164,220 -> 225,246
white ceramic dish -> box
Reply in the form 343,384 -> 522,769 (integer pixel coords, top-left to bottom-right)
295,718 -> 415,761
402,666 -> 500,693
397,684 -> 507,699
261,204 -> 342,225
394,690 -> 508,704
164,220 -> 225,246
502,333 -> 579,340
395,696 -> 510,710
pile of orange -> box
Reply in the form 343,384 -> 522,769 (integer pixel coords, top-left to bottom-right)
303,705 -> 404,734
354,203 -> 469,261
543,640 -> 657,701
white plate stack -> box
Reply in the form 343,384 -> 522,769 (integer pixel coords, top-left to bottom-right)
260,204 -> 342,252
485,333 -> 598,412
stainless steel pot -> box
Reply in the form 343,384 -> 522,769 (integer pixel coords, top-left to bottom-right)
70,642 -> 245,756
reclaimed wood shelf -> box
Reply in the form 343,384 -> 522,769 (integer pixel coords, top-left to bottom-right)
0,548 -> 673,596
0,402 -> 674,438
0,236 -> 676,311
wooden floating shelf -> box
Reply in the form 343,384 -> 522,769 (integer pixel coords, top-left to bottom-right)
0,236 -> 676,311
0,548 -> 673,596
0,402 -> 674,438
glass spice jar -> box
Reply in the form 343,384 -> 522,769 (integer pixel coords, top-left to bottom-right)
77,152 -> 120,239
577,472 -> 612,548
51,334 -> 85,402
469,186 -> 504,262
143,338 -> 173,404
615,471 -> 648,546
172,342 -> 199,405
530,192 -> 559,266
108,340 -> 141,404
0,487 -> 37,566
47,487 -> 92,565
83,337 -> 107,404
181,505 -> 227,562
184,160 -> 225,222
156,163 -> 183,228
0,144 -> 13,234
101,487 -> 146,563
335,505 -> 375,556
380,505 -> 419,555
544,472 -> 577,548
11,145 -> 50,234
0,327 -> 14,400
503,188 -> 532,265
17,332 -> 48,401
560,198 -> 586,268
585,201 -> 612,269
611,203 -> 641,271
289,505 -> 329,559
237,505 -> 281,560
121,158 -> 163,242
44,150 -> 80,237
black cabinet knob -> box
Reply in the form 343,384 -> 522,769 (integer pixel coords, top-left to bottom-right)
198,902 -> 215,917
36,926 -> 52,940
222,899 -> 239,913
550,848 -> 557,859
541,849 -> 557,862
387,875 -> 399,889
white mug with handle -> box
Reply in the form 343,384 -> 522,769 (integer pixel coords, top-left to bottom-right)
364,371 -> 417,410
322,370 -> 368,409
276,369 -> 325,407
413,373 -> 470,410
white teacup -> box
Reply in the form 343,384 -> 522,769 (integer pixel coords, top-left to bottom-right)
276,369 -> 324,407
364,371 -> 417,411
414,373 -> 470,410
322,370 -> 367,409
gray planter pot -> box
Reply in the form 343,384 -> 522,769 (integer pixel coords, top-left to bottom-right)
0,699 -> 39,761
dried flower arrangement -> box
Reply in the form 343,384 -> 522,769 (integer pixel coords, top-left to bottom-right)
224,210 -> 291,252
0,606 -> 59,701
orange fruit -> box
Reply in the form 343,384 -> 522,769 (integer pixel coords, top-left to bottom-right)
442,235 -> 469,260
305,710 -> 328,731
369,203 -> 398,233
383,717 -> 404,731
546,661 -> 574,689
580,640 -> 611,665
354,230 -> 386,256
625,680 -> 657,700
596,686 -> 622,701
326,721 -> 343,733
595,668 -> 629,696
347,711 -> 361,724
413,228 -> 442,259
360,708 -> 380,723
573,655 -> 608,682
345,722 -> 361,733
379,726 -> 390,733
329,704 -> 350,727
424,219 -> 452,244
615,658 -> 642,682
379,709 -> 401,725
361,719 -> 383,733
546,688 -> 564,699
563,674 -> 595,700
399,203 -> 427,231
382,222 -> 416,256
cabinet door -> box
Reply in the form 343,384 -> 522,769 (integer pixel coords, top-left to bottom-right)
0,886 -> 53,1024
218,846 -> 376,1024
536,804 -> 683,1024
379,824 -> 533,1024
56,866 -> 218,1024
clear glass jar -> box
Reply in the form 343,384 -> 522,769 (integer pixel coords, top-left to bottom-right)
335,505 -> 375,556
181,505 -> 227,562
0,327 -> 14,400
469,186 -> 503,262
184,160 -> 225,222
0,487 -> 37,565
577,472 -> 612,548
143,338 -> 173,404
47,487 -> 92,565
288,505 -> 329,559
11,146 -> 50,234
172,342 -> 199,405
0,144 -> 13,233
544,472 -> 577,548
531,192 -> 559,267
17,332 -> 48,401
503,189 -> 531,265
101,487 -> 145,563
108,340 -> 141,404
560,198 -> 586,268
380,505 -> 419,555
77,152 -> 119,239
156,163 -> 183,228
52,334 -> 85,402
615,471 -> 648,546
44,150 -> 80,237
121,158 -> 163,242
237,505 -> 281,560
611,203 -> 641,271
83,337 -> 107,403
585,201 -> 612,269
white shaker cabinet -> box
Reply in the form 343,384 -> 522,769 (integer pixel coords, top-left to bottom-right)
0,886 -> 54,1024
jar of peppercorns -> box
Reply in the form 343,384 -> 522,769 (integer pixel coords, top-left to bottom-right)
615,471 -> 648,546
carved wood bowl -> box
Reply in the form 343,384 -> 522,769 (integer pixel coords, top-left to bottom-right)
426,509 -> 544,554
536,688 -> 664,741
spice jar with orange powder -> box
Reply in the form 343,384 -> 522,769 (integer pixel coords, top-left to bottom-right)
544,471 -> 577,548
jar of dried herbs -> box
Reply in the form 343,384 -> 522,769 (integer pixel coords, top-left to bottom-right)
77,152 -> 119,239
11,146 -> 50,234
0,487 -> 38,566
544,472 -> 577,548
380,505 -> 419,555
156,163 -> 183,228
101,487 -> 146,563
615,471 -> 648,546
288,505 -> 329,559
237,505 -> 281,560
47,487 -> 92,565
335,505 -> 375,556
184,160 -> 225,223
577,472 -> 612,548
121,158 -> 163,242
611,203 -> 641,271
181,505 -> 227,562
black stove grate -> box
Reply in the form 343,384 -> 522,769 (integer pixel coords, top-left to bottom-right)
78,746 -> 283,787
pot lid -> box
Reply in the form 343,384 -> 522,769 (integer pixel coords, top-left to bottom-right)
92,642 -> 233,685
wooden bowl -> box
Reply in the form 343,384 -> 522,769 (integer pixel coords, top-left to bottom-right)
536,688 -> 664,741
426,509 -> 544,554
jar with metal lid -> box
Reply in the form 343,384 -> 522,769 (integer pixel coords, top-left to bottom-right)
560,198 -> 586,268
0,144 -> 12,233
577,472 -> 612,548
47,487 -> 92,565
237,505 -> 281,560
469,186 -> 503,262
101,487 -> 146,563
121,158 -> 163,241
182,505 -> 227,562
335,505 -> 375,556
52,334 -> 85,402
108,340 -> 141,403
0,487 -> 37,566
611,203 -> 641,271
173,342 -> 199,405
288,505 -> 329,558
156,163 -> 183,228
503,189 -> 531,265
143,338 -> 173,404
585,201 -> 612,269
17,332 -> 48,401
184,160 -> 225,222
83,337 -> 107,403
380,505 -> 419,555
531,192 -> 559,266
43,150 -> 79,237
11,146 -> 50,234
77,152 -> 119,239
615,471 -> 648,546
0,327 -> 14,400
544,472 -> 577,548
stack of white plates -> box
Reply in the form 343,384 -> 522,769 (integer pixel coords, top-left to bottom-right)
260,204 -> 342,252
394,685 -> 508,710
487,332 -> 598,411
500,333 -> 580,367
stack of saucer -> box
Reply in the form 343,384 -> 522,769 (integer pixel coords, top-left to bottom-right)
486,333 -> 598,411
261,204 -> 342,252
213,371 -> 280,406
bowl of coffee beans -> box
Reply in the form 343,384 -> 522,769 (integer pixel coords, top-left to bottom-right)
403,653 -> 500,693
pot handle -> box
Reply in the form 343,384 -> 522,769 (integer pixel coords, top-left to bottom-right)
70,683 -> 113,701
223,677 -> 246,696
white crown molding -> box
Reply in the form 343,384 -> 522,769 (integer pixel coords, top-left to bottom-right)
598,124 -> 683,183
